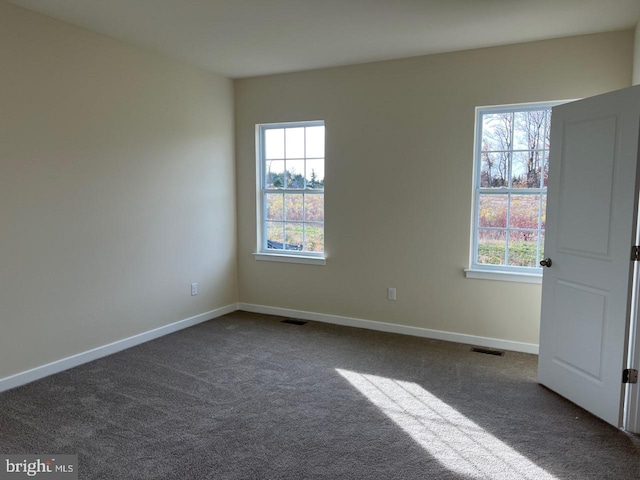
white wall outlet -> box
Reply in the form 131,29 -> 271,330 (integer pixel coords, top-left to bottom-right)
191,283 -> 198,296
387,287 -> 397,301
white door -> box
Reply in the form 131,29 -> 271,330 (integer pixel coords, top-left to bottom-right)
538,85 -> 640,428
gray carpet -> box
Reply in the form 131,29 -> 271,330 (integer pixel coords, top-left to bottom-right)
1,311 -> 639,479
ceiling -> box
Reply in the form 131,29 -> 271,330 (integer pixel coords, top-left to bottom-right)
7,0 -> 640,78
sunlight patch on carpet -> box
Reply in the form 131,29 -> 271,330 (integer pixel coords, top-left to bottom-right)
336,369 -> 555,480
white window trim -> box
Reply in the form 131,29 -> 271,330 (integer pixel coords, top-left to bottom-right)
464,268 -> 541,284
253,252 -> 326,266
467,101 -> 564,281
255,120 -> 326,265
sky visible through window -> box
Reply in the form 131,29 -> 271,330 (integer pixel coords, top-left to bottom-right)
264,125 -> 325,186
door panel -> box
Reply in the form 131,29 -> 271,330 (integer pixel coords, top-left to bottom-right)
557,116 -> 617,258
539,85 -> 640,428
553,280 -> 606,381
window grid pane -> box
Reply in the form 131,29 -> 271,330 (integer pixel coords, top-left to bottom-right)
477,229 -> 506,265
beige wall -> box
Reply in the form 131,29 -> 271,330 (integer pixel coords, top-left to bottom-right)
0,2 -> 237,379
0,1 -> 635,382
634,22 -> 640,85
235,31 -> 634,346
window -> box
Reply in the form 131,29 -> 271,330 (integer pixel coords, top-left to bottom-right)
256,121 -> 325,263
469,103 -> 557,279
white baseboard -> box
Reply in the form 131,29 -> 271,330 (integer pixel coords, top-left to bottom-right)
0,303 -> 238,393
0,302 -> 538,394
238,303 -> 539,355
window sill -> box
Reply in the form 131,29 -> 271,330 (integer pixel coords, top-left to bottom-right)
254,252 -> 326,266
464,268 -> 542,284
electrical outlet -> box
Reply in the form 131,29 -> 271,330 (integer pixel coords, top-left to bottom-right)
387,287 -> 397,301
191,283 -> 198,296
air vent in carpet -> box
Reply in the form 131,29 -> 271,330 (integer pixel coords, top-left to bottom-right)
281,319 -> 308,326
471,347 -> 505,356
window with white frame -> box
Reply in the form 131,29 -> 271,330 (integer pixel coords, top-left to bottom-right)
470,103 -> 557,274
257,121 -> 325,258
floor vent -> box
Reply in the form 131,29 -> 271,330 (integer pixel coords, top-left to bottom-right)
471,347 -> 505,356
281,319 -> 308,326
